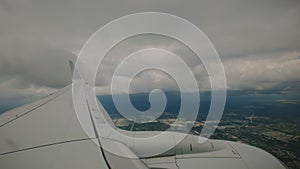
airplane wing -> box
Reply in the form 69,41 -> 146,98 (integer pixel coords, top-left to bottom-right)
0,80 -> 288,169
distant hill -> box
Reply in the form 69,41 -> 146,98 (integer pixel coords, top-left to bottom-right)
98,91 -> 300,126
98,91 -> 211,120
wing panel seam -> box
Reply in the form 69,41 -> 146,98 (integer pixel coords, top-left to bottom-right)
0,138 -> 94,156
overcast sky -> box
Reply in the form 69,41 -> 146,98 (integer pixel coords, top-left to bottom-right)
0,0 -> 299,104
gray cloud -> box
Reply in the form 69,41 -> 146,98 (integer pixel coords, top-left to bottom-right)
0,37 -> 75,104
0,38 -> 74,88
224,51 -> 300,91
0,0 -> 299,101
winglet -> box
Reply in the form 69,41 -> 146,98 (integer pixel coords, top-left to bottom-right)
68,60 -> 75,76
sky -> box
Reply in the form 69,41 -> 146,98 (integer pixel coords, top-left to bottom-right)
0,0 -> 299,107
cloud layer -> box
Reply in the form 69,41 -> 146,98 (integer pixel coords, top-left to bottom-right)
0,0 -> 299,104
